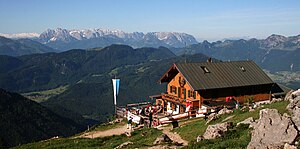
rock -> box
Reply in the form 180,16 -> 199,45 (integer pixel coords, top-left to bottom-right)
270,98 -> 283,103
125,131 -> 131,137
247,109 -> 298,149
153,134 -> 172,145
285,90 -> 295,101
249,108 -> 255,112
203,122 -> 233,140
292,89 -> 300,97
237,117 -> 254,127
287,96 -> 300,113
241,106 -> 249,111
205,113 -> 219,124
196,135 -> 204,142
114,141 -> 133,149
222,115 -> 235,122
218,108 -> 233,115
291,107 -> 300,130
284,143 -> 298,149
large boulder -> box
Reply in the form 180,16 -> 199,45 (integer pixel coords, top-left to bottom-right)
202,122 -> 233,140
247,109 -> 298,149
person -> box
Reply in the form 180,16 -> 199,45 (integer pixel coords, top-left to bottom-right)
204,113 -> 208,121
127,117 -> 133,129
149,111 -> 153,128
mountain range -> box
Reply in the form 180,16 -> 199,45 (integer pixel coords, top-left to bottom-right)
173,34 -> 300,72
0,36 -> 57,56
0,28 -> 196,51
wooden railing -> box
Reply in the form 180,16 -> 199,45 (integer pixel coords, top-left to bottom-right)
116,106 -> 126,118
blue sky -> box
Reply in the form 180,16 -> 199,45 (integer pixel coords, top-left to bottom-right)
0,0 -> 300,41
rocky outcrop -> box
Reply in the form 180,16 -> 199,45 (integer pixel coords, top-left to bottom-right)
287,96 -> 300,113
286,89 -> 300,130
247,109 -> 298,149
202,122 -> 233,140
153,134 -> 172,145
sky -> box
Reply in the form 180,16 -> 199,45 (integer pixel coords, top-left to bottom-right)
0,0 -> 300,41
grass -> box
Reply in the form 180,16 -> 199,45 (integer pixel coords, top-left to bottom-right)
13,128 -> 162,149
13,101 -> 290,149
22,86 -> 68,102
185,124 -> 251,149
172,100 -> 290,148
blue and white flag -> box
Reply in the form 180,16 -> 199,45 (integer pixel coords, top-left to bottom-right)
112,79 -> 120,105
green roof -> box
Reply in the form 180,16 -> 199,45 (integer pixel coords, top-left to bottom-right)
160,61 -> 274,90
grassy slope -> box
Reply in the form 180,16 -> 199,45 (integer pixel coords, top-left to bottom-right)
13,128 -> 161,149
13,101 -> 289,149
174,101 -> 289,148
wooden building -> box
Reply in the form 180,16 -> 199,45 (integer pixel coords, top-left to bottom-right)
152,61 -> 276,116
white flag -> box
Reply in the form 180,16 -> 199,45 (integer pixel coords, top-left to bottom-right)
112,79 -> 120,105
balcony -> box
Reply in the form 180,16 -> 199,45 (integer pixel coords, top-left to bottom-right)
161,93 -> 186,105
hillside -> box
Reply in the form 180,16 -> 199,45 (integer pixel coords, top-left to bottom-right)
12,99 -> 292,148
0,88 -> 84,148
0,36 -> 56,56
0,45 -> 211,123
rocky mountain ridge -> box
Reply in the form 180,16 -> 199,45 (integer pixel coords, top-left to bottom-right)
173,34 -> 300,72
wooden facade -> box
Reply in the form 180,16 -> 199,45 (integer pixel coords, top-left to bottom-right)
153,61 -> 275,115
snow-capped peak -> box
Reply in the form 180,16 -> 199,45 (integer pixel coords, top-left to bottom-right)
0,33 -> 40,39
38,28 -> 198,47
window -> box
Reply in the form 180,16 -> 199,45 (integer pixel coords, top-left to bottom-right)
170,86 -> 177,94
190,91 -> 195,98
239,66 -> 246,72
183,88 -> 186,99
193,91 -> 197,99
188,90 -> 191,97
200,66 -> 210,73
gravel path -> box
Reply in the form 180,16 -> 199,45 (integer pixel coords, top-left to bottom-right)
80,124 -> 130,138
